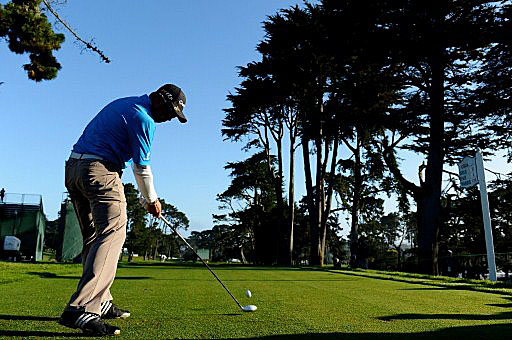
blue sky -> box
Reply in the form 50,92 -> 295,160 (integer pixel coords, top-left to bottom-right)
1,0 -> 510,236
0,0 -> 318,232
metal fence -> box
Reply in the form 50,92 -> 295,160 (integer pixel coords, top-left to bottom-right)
0,193 -> 42,206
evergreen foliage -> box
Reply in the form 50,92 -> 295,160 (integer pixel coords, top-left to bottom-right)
0,0 -> 64,81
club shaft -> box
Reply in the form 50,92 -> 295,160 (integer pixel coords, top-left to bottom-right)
160,216 -> 243,310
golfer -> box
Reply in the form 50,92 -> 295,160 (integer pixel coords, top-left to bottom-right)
59,84 -> 187,336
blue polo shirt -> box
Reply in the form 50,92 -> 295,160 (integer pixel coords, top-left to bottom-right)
72,95 -> 155,167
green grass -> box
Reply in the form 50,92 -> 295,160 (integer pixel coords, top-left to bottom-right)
1,261 -> 512,339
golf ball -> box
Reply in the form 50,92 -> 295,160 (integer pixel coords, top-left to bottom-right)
245,290 -> 252,298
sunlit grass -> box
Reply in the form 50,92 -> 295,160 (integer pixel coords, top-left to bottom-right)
1,261 -> 512,339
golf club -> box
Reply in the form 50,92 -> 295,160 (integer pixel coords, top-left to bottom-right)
159,215 -> 257,313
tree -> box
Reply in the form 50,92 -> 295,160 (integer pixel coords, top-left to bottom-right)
224,62 -> 289,263
224,0 -> 507,271
476,3 -> 512,160
439,176 -> 512,277
1,0 -> 110,82
380,212 -> 411,269
226,1 -> 401,266
0,0 -> 64,81
44,216 -> 59,253
124,183 -> 148,260
123,183 -> 189,261
365,0 -> 502,274
143,199 -> 189,260
216,152 -> 278,264
256,4 -> 343,266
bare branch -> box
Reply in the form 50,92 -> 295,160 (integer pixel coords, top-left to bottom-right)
341,136 -> 357,154
380,135 -> 421,197
41,0 -> 111,63
485,167 -> 512,179
443,169 -> 459,177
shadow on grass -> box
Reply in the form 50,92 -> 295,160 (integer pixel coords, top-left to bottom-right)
323,269 -> 512,296
400,287 -> 452,291
378,310 -> 512,321
0,330 -> 86,337
149,278 -> 355,282
487,302 -> 512,308
237,323 -> 512,339
486,296 -> 512,308
117,262 -> 306,271
0,314 -> 85,338
0,314 -> 58,321
28,271 -> 346,282
27,272 -> 151,280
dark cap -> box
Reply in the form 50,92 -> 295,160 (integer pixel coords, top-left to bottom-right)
157,84 -> 187,123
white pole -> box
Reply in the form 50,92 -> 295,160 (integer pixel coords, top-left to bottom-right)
475,150 -> 497,282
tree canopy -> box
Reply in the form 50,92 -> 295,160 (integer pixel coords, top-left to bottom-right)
0,0 -> 64,81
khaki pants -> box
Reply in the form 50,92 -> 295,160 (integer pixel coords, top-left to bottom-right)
64,158 -> 127,315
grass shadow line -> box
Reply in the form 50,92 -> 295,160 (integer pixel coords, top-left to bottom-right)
0,330 -> 86,337
233,323 -> 512,339
150,278 -> 355,282
320,269 -> 512,296
486,303 -> 512,308
0,314 -> 59,321
378,310 -> 512,321
117,262 -> 306,271
27,272 -> 151,280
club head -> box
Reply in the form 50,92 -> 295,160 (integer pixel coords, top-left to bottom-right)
242,305 -> 257,312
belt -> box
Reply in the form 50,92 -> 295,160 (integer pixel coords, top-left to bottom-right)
70,152 -> 104,160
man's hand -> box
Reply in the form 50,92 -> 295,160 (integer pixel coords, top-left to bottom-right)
147,199 -> 162,218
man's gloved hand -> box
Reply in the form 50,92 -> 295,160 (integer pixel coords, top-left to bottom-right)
140,198 -> 162,218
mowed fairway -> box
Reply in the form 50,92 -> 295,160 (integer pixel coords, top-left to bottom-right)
1,262 -> 512,339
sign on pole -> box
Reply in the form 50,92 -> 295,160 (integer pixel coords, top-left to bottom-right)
457,151 -> 497,281
457,156 -> 478,188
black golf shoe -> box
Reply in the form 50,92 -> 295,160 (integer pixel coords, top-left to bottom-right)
59,310 -> 121,336
101,300 -> 131,320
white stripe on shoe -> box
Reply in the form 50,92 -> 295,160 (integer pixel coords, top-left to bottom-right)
76,313 -> 96,328
75,314 -> 88,328
101,301 -> 112,315
79,315 -> 95,328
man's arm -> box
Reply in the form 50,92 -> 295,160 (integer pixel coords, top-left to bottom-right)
127,102 -> 161,216
131,162 -> 161,217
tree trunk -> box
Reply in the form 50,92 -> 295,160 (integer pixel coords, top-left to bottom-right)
153,238 -> 159,260
417,30 -> 445,274
241,246 -> 246,264
262,126 -> 285,265
288,133 -> 296,266
314,135 -> 323,265
319,137 -> 328,265
320,134 -> 339,265
416,193 -> 441,274
397,246 -> 402,270
302,137 -> 319,265
350,135 -> 362,267
275,137 -> 286,264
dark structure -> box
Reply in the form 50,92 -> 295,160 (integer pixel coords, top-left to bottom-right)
56,198 -> 82,262
0,193 -> 45,261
